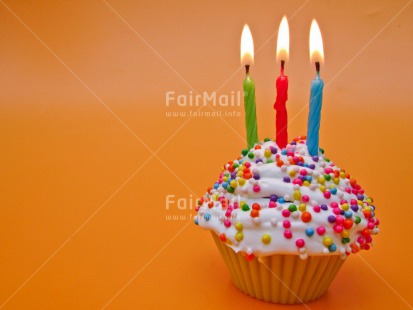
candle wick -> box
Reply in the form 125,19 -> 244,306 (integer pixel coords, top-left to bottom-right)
245,64 -> 250,74
315,61 -> 320,73
281,60 -> 285,75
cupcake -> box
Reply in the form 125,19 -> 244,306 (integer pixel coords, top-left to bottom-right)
195,137 -> 379,304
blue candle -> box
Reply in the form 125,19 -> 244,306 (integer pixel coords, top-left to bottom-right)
307,62 -> 324,156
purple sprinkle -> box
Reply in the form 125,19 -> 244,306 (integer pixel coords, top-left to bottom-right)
270,194 -> 278,202
230,172 -> 237,179
357,194 -> 364,200
309,164 -> 316,170
253,174 -> 260,180
283,176 -> 291,183
297,162 -> 303,166
291,141 -> 296,145
312,156 -> 319,162
255,158 -> 263,164
340,210 -> 345,215
321,204 -> 328,211
328,215 -> 336,223
351,205 -> 359,212
298,175 -> 306,181
293,156 -> 300,162
270,147 -> 277,154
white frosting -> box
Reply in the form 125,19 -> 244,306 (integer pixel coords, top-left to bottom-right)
195,138 -> 379,259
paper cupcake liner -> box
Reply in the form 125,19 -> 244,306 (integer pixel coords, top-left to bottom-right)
212,233 -> 345,304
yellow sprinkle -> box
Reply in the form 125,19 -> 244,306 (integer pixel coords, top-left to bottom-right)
235,222 -> 243,231
341,203 -> 349,211
230,180 -> 237,188
289,170 -> 296,177
299,203 -> 306,212
323,236 -> 333,246
222,176 -> 228,182
262,233 -> 271,244
333,178 -> 340,185
235,232 -> 244,242
358,200 -> 363,206
317,177 -> 325,184
293,190 -> 302,201
303,181 -> 310,186
340,172 -> 346,179
319,185 -> 326,193
238,178 -> 246,186
264,149 -> 271,158
341,230 -> 350,238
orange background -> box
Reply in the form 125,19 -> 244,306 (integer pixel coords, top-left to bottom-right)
1,0 -> 413,309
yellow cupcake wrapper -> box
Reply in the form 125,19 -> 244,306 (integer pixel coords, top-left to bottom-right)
212,232 -> 345,304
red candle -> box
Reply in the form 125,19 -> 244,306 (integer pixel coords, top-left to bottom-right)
274,61 -> 288,148
274,16 -> 289,149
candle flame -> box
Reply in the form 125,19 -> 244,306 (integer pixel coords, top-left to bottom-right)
309,19 -> 324,64
276,16 -> 289,61
241,24 -> 254,65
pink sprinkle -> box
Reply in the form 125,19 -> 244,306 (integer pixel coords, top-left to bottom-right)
313,205 -> 321,213
245,162 -> 251,168
324,167 -> 333,174
366,236 -> 373,243
335,216 -> 344,225
253,185 -> 260,192
317,226 -> 326,235
284,230 -> 292,239
302,195 -> 309,203
282,209 -> 291,217
292,178 -> 303,186
340,199 -> 348,205
224,220 -> 231,228
299,169 -> 307,176
296,239 -> 305,248
345,188 -> 352,194
324,191 -> 331,199
330,202 -> 338,209
233,202 -> 239,209
357,236 -> 365,244
350,199 -> 357,205
367,222 -> 375,229
268,201 -> 276,208
333,208 -> 341,215
334,225 -> 344,233
352,189 -> 358,195
195,206 -> 200,212
283,220 -> 291,228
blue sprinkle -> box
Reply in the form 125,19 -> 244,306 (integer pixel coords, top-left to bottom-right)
281,149 -> 287,155
204,214 -> 211,221
329,244 -> 337,252
330,188 -> 337,195
303,163 -> 309,168
305,175 -> 312,182
278,197 -> 285,204
194,218 -> 199,225
306,228 -> 314,237
344,211 -> 353,218
222,182 -> 228,189
213,183 -> 219,189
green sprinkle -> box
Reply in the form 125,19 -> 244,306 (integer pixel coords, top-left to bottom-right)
288,204 -> 297,212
